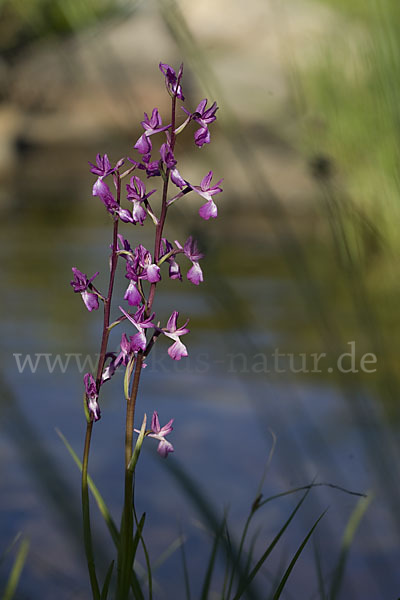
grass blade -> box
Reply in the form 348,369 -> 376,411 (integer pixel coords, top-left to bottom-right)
162,458 -> 259,600
313,537 -> 327,600
180,535 -> 191,600
271,510 -> 327,600
200,515 -> 226,600
231,488 -> 311,600
2,538 -> 29,600
330,494 -> 372,600
56,428 -> 120,546
57,429 -> 145,600
100,560 -> 115,600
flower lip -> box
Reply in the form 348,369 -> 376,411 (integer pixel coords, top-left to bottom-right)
134,410 -> 174,458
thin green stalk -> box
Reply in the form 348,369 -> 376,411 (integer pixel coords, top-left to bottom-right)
81,173 -> 121,599
117,82 -> 181,596
82,422 -> 100,600
2,538 -> 29,600
117,353 -> 144,598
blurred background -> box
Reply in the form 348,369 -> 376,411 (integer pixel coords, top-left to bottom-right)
1,0 -> 400,598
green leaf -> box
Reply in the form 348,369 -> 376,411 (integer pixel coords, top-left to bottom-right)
330,494 -> 372,600
2,538 -> 29,600
200,515 -> 227,600
128,414 -> 147,473
231,488 -> 311,600
56,428 -> 119,546
271,510 -> 327,599
57,429 -> 145,600
313,537 -> 327,600
100,561 -> 115,600
180,536 -> 192,600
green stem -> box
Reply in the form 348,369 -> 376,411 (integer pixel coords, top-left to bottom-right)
82,422 -> 100,599
118,352 -> 144,597
117,82 -> 181,595
81,174 -> 121,598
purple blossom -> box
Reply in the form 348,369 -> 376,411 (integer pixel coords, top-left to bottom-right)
124,244 -> 145,283
101,352 -> 118,383
122,244 -> 159,305
141,108 -> 171,137
120,305 -> 155,352
92,178 -> 119,214
128,154 -> 161,179
134,134 -> 152,156
174,237 -> 204,284
182,99 -> 218,147
124,280 -> 142,306
159,62 -> 184,100
170,167 -> 186,189
160,142 -> 177,169
126,175 -> 156,225
142,154 -> 161,178
84,373 -> 101,421
117,207 -> 134,223
161,238 -> 182,280
110,333 -> 135,370
117,234 -> 132,254
190,171 -> 223,220
70,268 -> 100,311
138,248 -> 161,283
89,153 -> 123,178
184,237 -> 204,285
163,311 -> 189,360
147,411 -> 174,458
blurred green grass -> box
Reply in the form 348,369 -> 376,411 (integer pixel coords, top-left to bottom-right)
294,0 -> 400,253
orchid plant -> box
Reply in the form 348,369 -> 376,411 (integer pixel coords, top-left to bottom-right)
70,62 -> 222,599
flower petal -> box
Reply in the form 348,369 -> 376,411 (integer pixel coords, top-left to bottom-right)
199,200 -> 218,220
187,262 -> 203,285
168,339 -> 188,360
124,281 -> 142,306
81,290 -> 99,312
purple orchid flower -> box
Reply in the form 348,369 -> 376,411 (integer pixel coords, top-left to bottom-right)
135,411 -> 174,458
84,373 -> 101,421
134,107 -> 171,155
128,154 -> 161,178
92,178 -> 119,214
126,175 -> 156,225
170,167 -> 186,189
121,244 -> 146,306
141,108 -> 171,137
134,134 -> 152,156
160,142 -> 177,169
103,333 -> 135,378
142,154 -> 161,178
70,268 -> 100,311
89,153 -> 124,178
161,238 -> 182,280
190,171 -> 223,220
138,248 -> 161,283
117,207 -> 134,223
159,62 -> 184,100
120,305 -> 155,352
163,311 -> 189,360
184,237 -> 204,285
182,99 -> 218,147
124,280 -> 142,306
